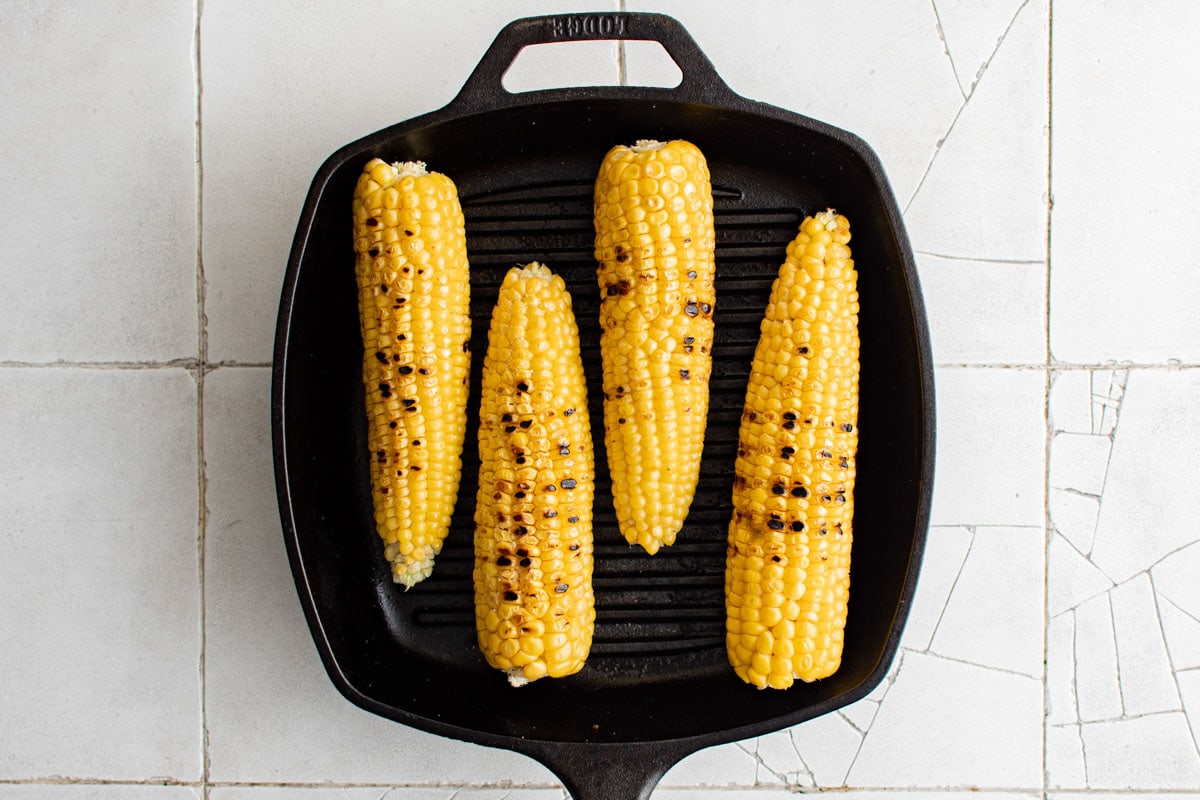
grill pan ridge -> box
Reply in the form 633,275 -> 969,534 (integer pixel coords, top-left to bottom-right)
273,12 -> 934,800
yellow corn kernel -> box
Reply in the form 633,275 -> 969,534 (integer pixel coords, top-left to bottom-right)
352,158 -> 471,588
594,139 -> 716,554
725,209 -> 858,688
474,263 -> 596,687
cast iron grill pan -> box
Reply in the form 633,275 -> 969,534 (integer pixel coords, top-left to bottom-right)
273,13 -> 934,800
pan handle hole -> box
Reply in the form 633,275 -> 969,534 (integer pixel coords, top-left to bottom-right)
501,40 -> 683,93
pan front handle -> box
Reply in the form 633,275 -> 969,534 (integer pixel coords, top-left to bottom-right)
521,739 -> 695,800
450,12 -> 738,111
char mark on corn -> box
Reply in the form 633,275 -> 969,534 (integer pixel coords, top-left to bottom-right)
593,138 -> 716,554
474,262 -> 595,687
352,158 -> 471,588
725,209 -> 859,689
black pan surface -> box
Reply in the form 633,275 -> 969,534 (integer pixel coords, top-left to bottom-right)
273,13 -> 934,800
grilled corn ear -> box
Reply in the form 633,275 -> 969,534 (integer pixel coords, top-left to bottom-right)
352,158 -> 471,588
594,138 -> 716,554
725,210 -> 859,689
474,263 -> 595,686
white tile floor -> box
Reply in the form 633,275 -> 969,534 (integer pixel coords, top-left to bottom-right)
2,1 -> 1199,797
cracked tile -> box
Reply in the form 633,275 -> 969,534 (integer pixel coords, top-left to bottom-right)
932,0 -> 1032,97
904,0 -> 1047,262
899,526 -> 973,651
1047,612 -> 1077,725
839,697 -> 882,733
660,740 -> 758,788
1180,669 -> 1200,765
1151,541 -> 1200,621
1046,723 -> 1087,789
1090,370 -> 1128,436
1158,598 -> 1200,671
1080,712 -> 1200,789
1050,4 -> 1200,362
1049,371 -> 1093,434
1049,550 -> 1200,788
1089,370 -> 1200,584
785,709 -> 863,787
847,651 -> 1041,787
1111,575 -> 1179,717
1050,432 -> 1111,497
929,368 -> 1045,526
1048,488 -> 1100,555
1074,592 -> 1122,723
623,0 -> 962,202
751,729 -> 811,787
929,526 -> 1043,677
1048,532 -> 1113,617
916,254 -> 1045,365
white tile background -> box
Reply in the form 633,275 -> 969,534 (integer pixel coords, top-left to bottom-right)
2,0 -> 1199,797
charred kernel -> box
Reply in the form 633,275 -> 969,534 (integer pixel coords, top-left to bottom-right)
366,217 -> 379,227
515,456 -> 526,465
783,411 -> 797,420
418,367 -> 430,375
797,346 -> 809,354
687,270 -> 697,279
839,457 -> 849,468
503,591 -> 519,602
398,365 -> 413,375
411,464 -> 421,470
519,558 -> 532,567
497,556 -> 512,566
818,449 -> 832,459
545,484 -> 557,492
781,446 -> 795,459
501,413 -> 515,422
700,303 -> 711,313
388,421 -> 397,429
618,417 -> 626,424
379,383 -> 391,397
568,516 -> 579,523
516,382 -> 530,393
504,425 -> 516,434
403,228 -> 414,236
680,369 -> 690,380
555,583 -> 569,593
563,408 -> 575,416
381,487 -> 388,494
412,439 -> 421,446
519,419 -> 532,429
683,336 -> 695,345
561,478 -> 577,490
767,519 -> 786,530
569,543 -> 580,550
771,555 -> 782,562
792,486 -> 808,498
684,302 -> 699,317
791,521 -> 805,532
841,423 -> 854,432
514,491 -> 526,499
771,484 -> 786,495
544,509 -> 558,518
559,444 -> 570,455
782,420 -> 796,430
402,398 -> 417,407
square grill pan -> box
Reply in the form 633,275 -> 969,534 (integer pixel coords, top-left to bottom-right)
273,12 -> 935,800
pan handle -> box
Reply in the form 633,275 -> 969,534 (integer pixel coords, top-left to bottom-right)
521,739 -> 694,800
450,12 -> 737,111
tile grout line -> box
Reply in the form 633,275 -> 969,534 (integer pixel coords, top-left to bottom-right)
1042,1 -> 1055,796
192,0 -> 211,796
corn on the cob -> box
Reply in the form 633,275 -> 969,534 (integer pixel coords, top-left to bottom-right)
725,210 -> 859,689
593,138 -> 716,554
352,158 -> 471,589
474,263 -> 595,687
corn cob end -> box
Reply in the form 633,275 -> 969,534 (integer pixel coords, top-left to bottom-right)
385,545 -> 437,589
